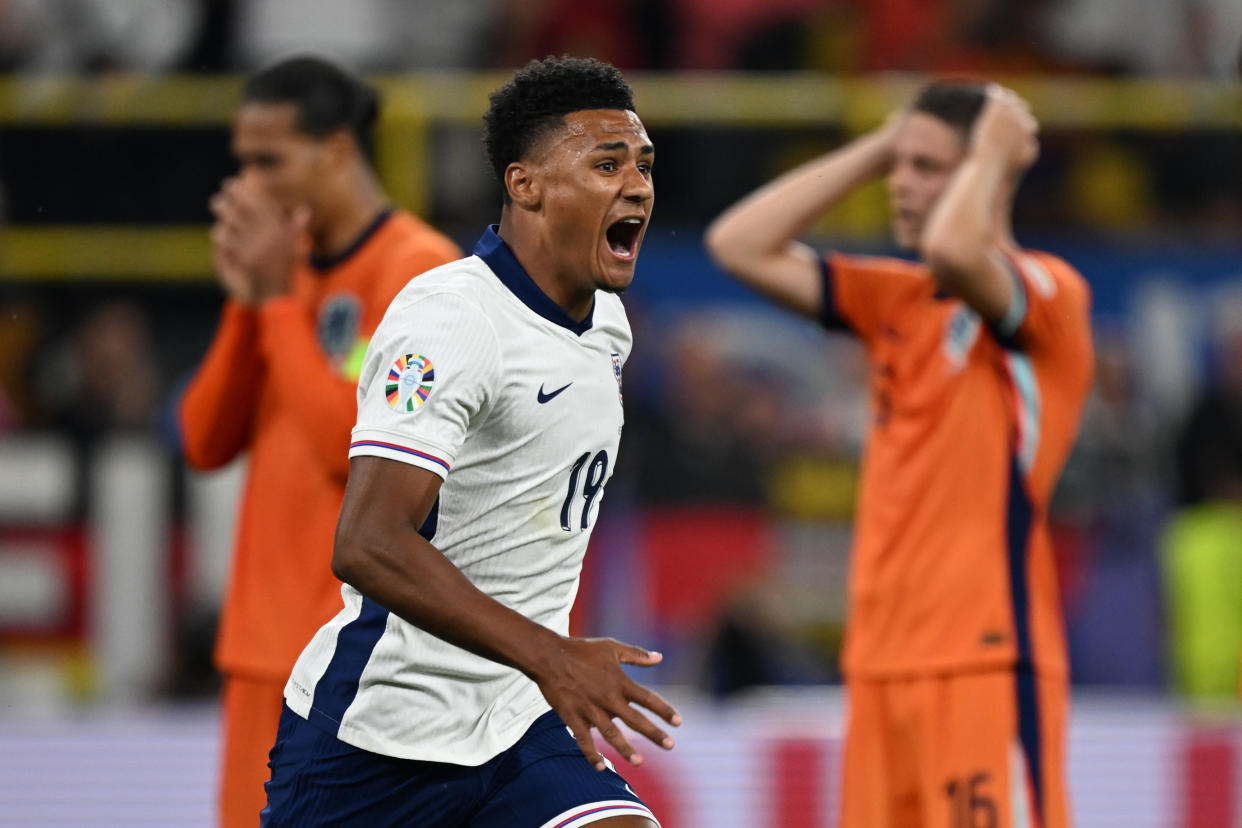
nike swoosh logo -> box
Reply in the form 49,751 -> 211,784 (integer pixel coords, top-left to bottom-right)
537,382 -> 573,403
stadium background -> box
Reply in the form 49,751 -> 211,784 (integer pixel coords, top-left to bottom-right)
1,1 -> 1242,825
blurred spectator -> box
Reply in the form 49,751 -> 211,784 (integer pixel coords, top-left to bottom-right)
180,0 -> 237,73
1174,315 -> 1242,506
1162,502 -> 1242,699
631,316 -> 769,504
232,0 -> 496,70
1162,307 -> 1242,699
829,0 -> 1051,73
1040,0 -> 1242,76
0,0 -> 203,73
486,0 -> 664,70
1057,328 -> 1166,526
33,301 -> 160,443
627,307 -> 864,507
0,182 -> 20,432
1054,329 -> 1167,686
0,300 -> 40,433
702,575 -> 832,697
671,0 -> 824,70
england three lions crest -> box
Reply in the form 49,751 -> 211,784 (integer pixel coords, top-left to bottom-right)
611,352 -> 623,405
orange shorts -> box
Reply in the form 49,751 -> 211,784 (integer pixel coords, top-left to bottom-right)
841,669 -> 1069,828
219,673 -> 286,828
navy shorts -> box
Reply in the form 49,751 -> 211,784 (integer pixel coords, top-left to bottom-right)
260,704 -> 657,827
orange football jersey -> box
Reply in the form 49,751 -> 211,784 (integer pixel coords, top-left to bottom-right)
820,249 -> 1093,678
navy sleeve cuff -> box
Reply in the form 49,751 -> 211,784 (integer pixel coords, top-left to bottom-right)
818,256 -> 852,333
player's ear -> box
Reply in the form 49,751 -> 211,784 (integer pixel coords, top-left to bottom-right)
505,161 -> 541,211
322,129 -> 355,167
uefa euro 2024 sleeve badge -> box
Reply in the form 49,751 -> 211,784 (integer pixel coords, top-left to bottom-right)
386,354 -> 435,412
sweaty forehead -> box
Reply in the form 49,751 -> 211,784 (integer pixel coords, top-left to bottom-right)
233,102 -> 302,144
539,109 -> 651,155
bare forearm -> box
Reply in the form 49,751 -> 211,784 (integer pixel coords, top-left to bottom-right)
923,154 -> 1008,271
922,152 -> 1015,321
335,530 -> 563,680
707,129 -> 893,266
924,86 -> 1038,323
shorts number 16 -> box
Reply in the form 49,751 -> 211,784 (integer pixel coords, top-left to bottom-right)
944,772 -> 998,828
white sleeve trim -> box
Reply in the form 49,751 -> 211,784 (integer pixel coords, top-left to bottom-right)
348,430 -> 452,479
995,254 -> 1029,338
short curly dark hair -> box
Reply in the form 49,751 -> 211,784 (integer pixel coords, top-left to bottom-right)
483,56 -> 636,199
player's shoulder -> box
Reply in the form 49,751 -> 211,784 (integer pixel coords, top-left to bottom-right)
828,250 -> 931,282
364,211 -> 462,303
1014,248 -> 1091,304
385,210 -> 462,259
592,291 -> 628,326
385,256 -> 496,322
589,291 -> 632,349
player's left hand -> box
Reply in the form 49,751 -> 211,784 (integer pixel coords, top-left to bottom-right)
970,84 -> 1040,175
531,636 -> 681,772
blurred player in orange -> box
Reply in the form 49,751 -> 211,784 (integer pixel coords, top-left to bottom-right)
179,55 -> 459,827
708,82 -> 1093,827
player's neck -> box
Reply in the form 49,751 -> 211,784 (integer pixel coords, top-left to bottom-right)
496,212 -> 595,323
997,221 -> 1018,252
311,171 -> 389,259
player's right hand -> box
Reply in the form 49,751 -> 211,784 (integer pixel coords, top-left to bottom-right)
209,218 -> 256,305
532,636 -> 681,772
208,176 -> 308,305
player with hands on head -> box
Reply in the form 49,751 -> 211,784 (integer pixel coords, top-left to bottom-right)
180,54 -> 460,828
263,56 -> 676,828
707,82 -> 1093,828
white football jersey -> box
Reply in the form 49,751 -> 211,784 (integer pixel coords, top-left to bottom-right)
284,226 -> 630,765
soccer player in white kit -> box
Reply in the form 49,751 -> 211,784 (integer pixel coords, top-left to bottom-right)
260,57 -> 677,828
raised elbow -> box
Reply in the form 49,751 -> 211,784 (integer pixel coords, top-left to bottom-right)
703,219 -> 728,261
923,240 -> 980,292
704,216 -> 750,274
178,415 -> 234,471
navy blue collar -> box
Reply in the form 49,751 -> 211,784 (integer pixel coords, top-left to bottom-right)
309,208 -> 394,272
474,225 -> 594,335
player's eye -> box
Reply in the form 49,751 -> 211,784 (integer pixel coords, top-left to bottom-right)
241,153 -> 279,170
637,162 -> 652,176
597,161 -> 617,172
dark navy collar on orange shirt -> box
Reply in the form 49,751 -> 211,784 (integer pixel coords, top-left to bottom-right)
473,224 -> 594,336
309,208 -> 394,272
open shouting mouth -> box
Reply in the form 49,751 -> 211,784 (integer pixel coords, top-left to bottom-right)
605,217 -> 644,261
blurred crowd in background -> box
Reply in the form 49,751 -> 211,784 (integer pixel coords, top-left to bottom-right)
1,0 -> 1242,710
1,0 -> 1242,76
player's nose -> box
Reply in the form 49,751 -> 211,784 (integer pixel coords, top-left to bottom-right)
620,164 -> 652,202
886,164 -> 913,197
238,166 -> 262,188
